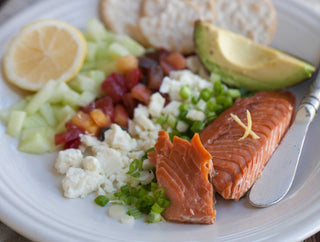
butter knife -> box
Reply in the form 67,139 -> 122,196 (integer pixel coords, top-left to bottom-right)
248,67 -> 320,207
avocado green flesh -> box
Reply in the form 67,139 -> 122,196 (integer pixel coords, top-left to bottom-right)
195,21 -> 315,91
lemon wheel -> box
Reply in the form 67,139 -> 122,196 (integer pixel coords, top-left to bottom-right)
3,19 -> 87,91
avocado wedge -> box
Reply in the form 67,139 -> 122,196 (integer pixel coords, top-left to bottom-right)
194,21 -> 315,90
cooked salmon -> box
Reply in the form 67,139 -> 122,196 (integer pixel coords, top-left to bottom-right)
200,91 -> 295,201
149,131 -> 216,224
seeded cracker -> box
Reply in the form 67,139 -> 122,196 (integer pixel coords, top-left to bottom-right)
139,0 -> 215,54
214,0 -> 277,45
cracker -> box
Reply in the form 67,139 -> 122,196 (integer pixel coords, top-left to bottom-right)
139,0 -> 215,54
100,0 -> 149,46
214,0 -> 277,45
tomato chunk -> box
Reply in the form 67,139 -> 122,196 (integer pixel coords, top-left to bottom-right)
101,73 -> 128,103
95,96 -> 114,121
131,84 -> 152,104
125,68 -> 141,90
90,109 -> 112,127
71,111 -> 99,136
114,104 -> 129,128
55,128 -> 84,146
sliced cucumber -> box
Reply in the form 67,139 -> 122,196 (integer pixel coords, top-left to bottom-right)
86,41 -> 97,62
6,111 -> 26,137
115,35 -> 145,57
23,113 -> 48,129
25,80 -> 57,114
76,91 -> 96,106
84,18 -> 113,42
108,43 -> 130,60
54,105 -> 76,123
68,74 -> 96,93
18,132 -> 53,154
39,103 -> 57,127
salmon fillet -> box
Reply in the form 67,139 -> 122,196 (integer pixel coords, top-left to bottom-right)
149,131 -> 216,224
200,91 -> 295,201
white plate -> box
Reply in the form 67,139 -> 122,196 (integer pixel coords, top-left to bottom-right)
0,0 -> 320,241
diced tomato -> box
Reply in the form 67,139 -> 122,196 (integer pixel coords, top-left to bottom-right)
80,102 -> 96,114
101,73 -> 128,103
122,92 -> 138,118
71,111 -> 99,136
115,54 -> 139,74
138,56 -> 158,70
63,137 -> 81,150
131,84 -> 152,105
95,96 -> 114,121
114,104 -> 129,128
164,52 -> 187,70
125,68 -> 141,90
65,121 -> 78,131
90,109 -> 112,127
147,65 -> 163,91
55,128 -> 84,146
159,51 -> 186,75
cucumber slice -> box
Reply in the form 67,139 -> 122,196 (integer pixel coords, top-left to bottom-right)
76,91 -> 96,106
39,103 -> 57,127
85,70 -> 106,84
84,19 -> 113,42
108,43 -> 130,60
18,132 -> 52,154
21,126 -> 55,144
54,105 -> 76,123
6,111 -> 26,137
0,109 -> 10,125
95,60 -> 116,75
81,61 -> 97,72
25,80 -> 57,114
49,82 -> 81,106
86,41 -> 97,62
23,113 -> 48,129
115,35 -> 145,57
68,74 -> 96,93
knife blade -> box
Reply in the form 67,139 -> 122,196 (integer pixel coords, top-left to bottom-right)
248,67 -> 320,207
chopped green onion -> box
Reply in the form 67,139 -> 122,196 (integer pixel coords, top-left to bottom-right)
214,81 -> 224,97
153,187 -> 165,200
179,103 -> 190,112
226,89 -> 241,99
127,207 -> 142,219
151,203 -> 165,213
200,87 -> 213,101
167,114 -> 177,128
94,195 -> 109,207
127,159 -> 140,174
179,85 -> 191,100
216,96 -> 233,108
156,115 -> 167,125
157,197 -> 170,208
146,211 -> 163,223
190,121 -> 205,133
191,96 -> 199,104
151,182 -> 158,191
206,99 -> 217,112
206,111 -> 217,124
120,185 -> 130,196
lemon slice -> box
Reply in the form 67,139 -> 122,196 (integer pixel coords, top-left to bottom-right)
3,19 -> 87,91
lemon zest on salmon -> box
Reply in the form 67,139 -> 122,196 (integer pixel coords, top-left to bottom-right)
230,110 -> 260,140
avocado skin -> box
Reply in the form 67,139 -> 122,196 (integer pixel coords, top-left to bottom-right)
194,21 -> 315,91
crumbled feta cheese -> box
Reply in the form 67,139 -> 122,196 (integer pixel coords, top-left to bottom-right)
176,120 -> 189,133
55,149 -> 83,174
62,167 -> 104,198
105,124 -> 137,151
82,156 -> 102,173
186,109 -> 206,121
95,148 -> 125,177
148,93 -> 165,118
159,76 -> 171,93
134,104 -> 149,118
162,101 -> 181,116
